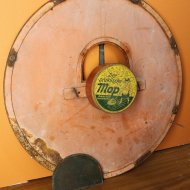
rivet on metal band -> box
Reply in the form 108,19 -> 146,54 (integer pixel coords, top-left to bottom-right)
7,49 -> 17,67
130,0 -> 142,5
172,105 -> 179,115
170,36 -> 179,55
51,0 -> 65,6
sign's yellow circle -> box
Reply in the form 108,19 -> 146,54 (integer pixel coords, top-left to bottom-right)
92,64 -> 137,113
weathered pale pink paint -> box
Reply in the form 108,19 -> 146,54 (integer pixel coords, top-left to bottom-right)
4,0 -> 182,178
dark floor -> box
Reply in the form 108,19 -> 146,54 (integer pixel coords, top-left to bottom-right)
2,144 -> 190,190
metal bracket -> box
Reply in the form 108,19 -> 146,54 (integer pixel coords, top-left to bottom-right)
63,85 -> 86,100
63,79 -> 146,100
99,44 -> 105,66
53,154 -> 103,190
137,79 -> 146,91
7,49 -> 17,67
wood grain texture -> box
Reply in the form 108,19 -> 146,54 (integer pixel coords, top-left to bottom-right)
2,144 -> 190,190
1,178 -> 51,190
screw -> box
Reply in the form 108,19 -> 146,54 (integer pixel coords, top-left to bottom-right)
9,55 -> 16,62
8,49 -> 17,67
170,36 -> 179,54
172,105 -> 179,115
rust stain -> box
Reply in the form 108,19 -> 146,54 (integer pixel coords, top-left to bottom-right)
9,117 -> 18,126
136,27 -> 152,31
33,138 -> 62,164
21,128 -> 61,165
48,101 -> 53,108
117,137 -> 123,145
106,128 -> 115,134
134,137 -> 140,144
22,128 -> 33,138
49,136 -> 55,141
9,118 -> 56,171
101,115 -> 111,120
91,126 -> 96,130
34,104 -> 40,111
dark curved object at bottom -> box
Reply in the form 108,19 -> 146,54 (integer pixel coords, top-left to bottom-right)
52,154 -> 104,190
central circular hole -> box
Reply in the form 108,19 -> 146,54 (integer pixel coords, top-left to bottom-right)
83,42 -> 129,80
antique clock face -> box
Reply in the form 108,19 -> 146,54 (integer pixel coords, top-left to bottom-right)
4,0 -> 182,178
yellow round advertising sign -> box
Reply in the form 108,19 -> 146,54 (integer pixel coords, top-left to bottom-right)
92,64 -> 137,113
